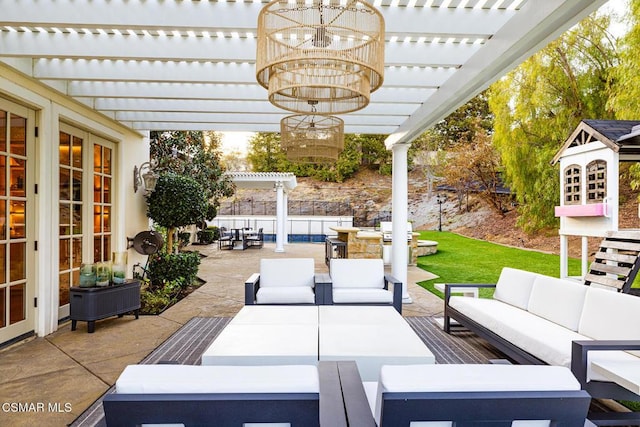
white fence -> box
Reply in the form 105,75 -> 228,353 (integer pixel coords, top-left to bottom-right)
208,215 -> 354,242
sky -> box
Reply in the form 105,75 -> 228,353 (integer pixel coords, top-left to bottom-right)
220,131 -> 254,156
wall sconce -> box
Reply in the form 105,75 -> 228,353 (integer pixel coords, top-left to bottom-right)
133,161 -> 159,193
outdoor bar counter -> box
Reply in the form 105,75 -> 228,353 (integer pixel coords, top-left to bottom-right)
329,226 -> 419,265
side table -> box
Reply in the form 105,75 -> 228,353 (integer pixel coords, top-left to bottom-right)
70,280 -> 141,333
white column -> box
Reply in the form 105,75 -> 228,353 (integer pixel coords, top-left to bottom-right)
560,234 -> 568,279
275,181 -> 285,252
581,236 -> 589,278
283,190 -> 289,245
391,143 -> 411,303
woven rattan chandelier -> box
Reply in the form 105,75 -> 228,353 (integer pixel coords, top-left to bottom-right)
257,0 -> 385,115
281,112 -> 344,163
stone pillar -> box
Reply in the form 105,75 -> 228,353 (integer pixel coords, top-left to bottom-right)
391,143 -> 411,303
275,181 -> 285,252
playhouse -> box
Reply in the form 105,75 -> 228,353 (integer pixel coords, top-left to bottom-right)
552,119 -> 640,279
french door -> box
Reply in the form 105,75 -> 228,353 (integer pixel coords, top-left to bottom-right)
58,125 -> 113,319
0,98 -> 35,344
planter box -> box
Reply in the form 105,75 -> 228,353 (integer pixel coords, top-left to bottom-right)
554,203 -> 607,217
70,280 -> 141,333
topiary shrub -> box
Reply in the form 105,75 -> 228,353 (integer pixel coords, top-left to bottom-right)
197,227 -> 219,244
146,172 -> 208,252
147,251 -> 201,287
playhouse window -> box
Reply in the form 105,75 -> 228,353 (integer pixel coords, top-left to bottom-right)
564,165 -> 581,205
586,160 -> 606,203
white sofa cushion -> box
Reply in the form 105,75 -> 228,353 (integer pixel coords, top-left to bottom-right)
256,286 -> 315,304
370,364 -> 580,426
379,364 -> 580,392
260,258 -> 315,288
493,267 -> 539,310
116,364 -> 319,394
332,288 -> 393,304
449,296 -> 588,367
330,258 -> 385,289
579,286 -> 640,342
527,276 -> 587,331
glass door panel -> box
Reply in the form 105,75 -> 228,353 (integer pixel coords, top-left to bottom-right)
0,99 -> 34,345
93,144 -> 112,263
58,127 -> 83,317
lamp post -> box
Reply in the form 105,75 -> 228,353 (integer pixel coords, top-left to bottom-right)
436,194 -> 444,232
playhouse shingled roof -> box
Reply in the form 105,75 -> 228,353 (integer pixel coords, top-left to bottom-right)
552,119 -> 640,164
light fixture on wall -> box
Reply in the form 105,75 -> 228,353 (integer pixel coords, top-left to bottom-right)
133,160 -> 159,193
280,107 -> 344,164
256,0 -> 385,115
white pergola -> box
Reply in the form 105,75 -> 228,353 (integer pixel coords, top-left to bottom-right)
226,172 -> 297,252
0,0 -> 608,302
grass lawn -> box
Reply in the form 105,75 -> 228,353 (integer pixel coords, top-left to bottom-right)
416,231 -> 583,298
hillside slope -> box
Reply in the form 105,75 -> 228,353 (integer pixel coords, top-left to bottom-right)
232,168 -> 640,257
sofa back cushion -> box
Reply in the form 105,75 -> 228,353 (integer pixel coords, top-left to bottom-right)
527,276 -> 588,331
260,258 -> 315,288
330,258 -> 385,289
116,364 -> 320,394
493,267 -> 539,309
579,287 -> 640,349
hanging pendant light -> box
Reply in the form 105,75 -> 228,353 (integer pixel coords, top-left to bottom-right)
280,102 -> 344,163
257,0 -> 385,115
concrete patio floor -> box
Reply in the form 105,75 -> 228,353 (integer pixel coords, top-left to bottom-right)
0,242 -> 443,426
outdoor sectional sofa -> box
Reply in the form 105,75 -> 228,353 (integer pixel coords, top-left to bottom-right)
103,362 -> 349,427
444,267 -> 640,424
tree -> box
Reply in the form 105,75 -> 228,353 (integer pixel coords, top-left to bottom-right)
607,0 -> 640,119
440,121 -> 506,214
246,132 -> 289,172
428,91 -> 494,150
608,0 -> 640,195
409,92 -> 493,200
147,173 -> 209,252
245,132 -> 364,182
150,131 -> 234,221
488,13 -> 617,233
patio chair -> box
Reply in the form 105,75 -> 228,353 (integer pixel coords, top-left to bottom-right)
218,226 -> 233,250
328,258 -> 402,314
245,227 -> 264,249
103,362 -> 348,427
584,230 -> 640,294
245,258 -> 327,305
336,362 -> 591,427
